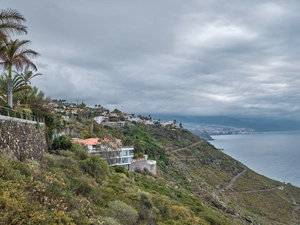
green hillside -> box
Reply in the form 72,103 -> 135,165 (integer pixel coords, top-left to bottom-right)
0,122 -> 299,224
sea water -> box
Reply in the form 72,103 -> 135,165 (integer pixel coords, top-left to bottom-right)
209,131 -> 300,188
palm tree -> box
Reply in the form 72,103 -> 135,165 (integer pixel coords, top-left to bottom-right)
14,66 -> 42,104
0,39 -> 39,107
0,72 -> 30,105
0,8 -> 27,43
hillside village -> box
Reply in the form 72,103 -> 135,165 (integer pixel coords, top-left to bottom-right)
1,98 -> 300,224
49,99 -> 176,128
47,99 -> 178,175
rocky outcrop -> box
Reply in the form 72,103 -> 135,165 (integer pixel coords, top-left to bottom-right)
0,118 -> 47,161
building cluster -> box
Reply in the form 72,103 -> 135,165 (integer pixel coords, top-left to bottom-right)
94,114 -> 175,128
47,100 -> 176,128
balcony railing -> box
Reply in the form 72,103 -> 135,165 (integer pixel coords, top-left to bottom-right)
0,106 -> 45,123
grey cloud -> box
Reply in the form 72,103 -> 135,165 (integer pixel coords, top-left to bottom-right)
2,0 -> 300,119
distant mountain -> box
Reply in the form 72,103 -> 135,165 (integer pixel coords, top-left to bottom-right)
151,115 -> 300,132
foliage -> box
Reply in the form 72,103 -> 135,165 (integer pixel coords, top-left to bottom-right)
52,135 -> 72,150
105,200 -> 138,225
79,154 -> 110,182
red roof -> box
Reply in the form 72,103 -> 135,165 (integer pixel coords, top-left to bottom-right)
73,138 -> 100,145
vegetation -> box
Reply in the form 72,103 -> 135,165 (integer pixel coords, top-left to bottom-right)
0,8 -> 40,107
0,7 -> 299,225
1,115 -> 300,224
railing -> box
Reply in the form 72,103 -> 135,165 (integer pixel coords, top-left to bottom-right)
0,106 -> 45,123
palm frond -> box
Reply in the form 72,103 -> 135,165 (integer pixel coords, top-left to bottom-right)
0,8 -> 27,36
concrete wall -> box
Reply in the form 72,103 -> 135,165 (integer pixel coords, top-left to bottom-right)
0,116 -> 47,161
129,156 -> 157,175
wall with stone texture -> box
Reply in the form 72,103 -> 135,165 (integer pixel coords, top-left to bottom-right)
0,117 -> 47,161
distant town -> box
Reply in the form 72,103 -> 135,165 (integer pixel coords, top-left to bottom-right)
183,123 -> 257,136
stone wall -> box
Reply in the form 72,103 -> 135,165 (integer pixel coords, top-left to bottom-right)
0,117 -> 47,161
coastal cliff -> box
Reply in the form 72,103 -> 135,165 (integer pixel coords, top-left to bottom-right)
0,120 -> 299,224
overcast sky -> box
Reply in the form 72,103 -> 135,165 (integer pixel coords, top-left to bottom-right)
2,0 -> 300,119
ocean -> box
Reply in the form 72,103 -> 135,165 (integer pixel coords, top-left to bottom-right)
209,131 -> 300,188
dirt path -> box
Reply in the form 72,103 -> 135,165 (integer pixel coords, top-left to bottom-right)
218,166 -> 247,192
169,141 -> 203,153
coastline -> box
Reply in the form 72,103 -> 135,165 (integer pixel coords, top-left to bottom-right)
209,131 -> 300,188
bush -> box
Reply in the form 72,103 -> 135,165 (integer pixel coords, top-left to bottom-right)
9,161 -> 31,178
105,200 -> 138,225
0,105 -> 12,116
102,217 -> 121,225
80,155 -> 110,182
114,165 -> 128,176
52,135 -> 72,150
70,143 -> 89,160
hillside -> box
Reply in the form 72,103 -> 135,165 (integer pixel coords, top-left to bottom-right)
1,122 -> 300,224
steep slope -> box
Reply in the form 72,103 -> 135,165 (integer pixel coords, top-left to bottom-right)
0,122 -> 299,224
126,123 -> 300,224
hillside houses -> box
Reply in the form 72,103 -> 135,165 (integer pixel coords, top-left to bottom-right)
46,100 -> 176,129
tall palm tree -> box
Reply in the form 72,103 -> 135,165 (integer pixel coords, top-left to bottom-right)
0,39 -> 39,107
15,66 -> 42,104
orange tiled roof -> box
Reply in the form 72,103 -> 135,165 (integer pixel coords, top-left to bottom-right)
74,138 -> 100,145
73,138 -> 122,146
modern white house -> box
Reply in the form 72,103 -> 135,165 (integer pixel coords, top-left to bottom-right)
72,138 -> 134,170
72,138 -> 156,174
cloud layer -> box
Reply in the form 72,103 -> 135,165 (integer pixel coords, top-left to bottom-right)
2,0 -> 300,119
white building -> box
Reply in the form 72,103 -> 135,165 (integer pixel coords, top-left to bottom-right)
94,116 -> 107,124
72,138 -> 134,169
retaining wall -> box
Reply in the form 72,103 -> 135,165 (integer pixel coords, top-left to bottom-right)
129,156 -> 157,175
0,116 -> 47,161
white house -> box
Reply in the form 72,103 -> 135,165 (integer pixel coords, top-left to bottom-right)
94,116 -> 107,124
72,138 -> 134,170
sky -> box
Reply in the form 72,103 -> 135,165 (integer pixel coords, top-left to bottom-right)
1,0 -> 300,119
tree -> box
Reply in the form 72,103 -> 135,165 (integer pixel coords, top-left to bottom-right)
52,135 -> 72,150
0,72 -> 30,105
14,86 -> 48,107
14,66 -> 42,104
0,8 -> 27,44
0,39 -> 39,107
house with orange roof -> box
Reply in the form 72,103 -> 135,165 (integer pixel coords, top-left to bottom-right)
72,137 -> 134,169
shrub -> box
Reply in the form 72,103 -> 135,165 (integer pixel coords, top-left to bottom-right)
102,217 -> 121,225
80,155 -> 109,182
52,135 -> 72,150
114,165 -> 128,176
0,105 -> 12,116
139,191 -> 152,209
9,161 -> 31,178
41,154 -> 58,168
70,143 -> 89,160
105,200 -> 138,225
